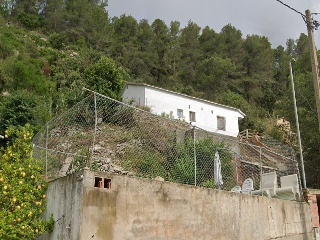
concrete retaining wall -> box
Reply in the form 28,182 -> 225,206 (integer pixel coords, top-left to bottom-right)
40,170 -> 314,240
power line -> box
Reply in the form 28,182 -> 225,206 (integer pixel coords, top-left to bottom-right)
275,0 -> 306,21
275,0 -> 320,30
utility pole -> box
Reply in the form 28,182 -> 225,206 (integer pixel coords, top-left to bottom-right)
306,9 -> 320,132
289,58 -> 306,189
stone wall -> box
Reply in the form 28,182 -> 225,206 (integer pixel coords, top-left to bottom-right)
40,170 -> 315,240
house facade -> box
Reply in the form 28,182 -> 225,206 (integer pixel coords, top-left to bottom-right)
122,83 -> 245,137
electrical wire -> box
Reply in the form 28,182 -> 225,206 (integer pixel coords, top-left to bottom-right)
275,0 -> 306,19
275,0 -> 320,30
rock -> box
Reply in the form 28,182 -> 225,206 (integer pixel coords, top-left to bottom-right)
154,176 -> 164,181
113,166 -> 123,173
94,145 -> 104,151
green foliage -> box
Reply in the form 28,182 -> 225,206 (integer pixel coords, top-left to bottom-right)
243,35 -> 273,76
219,90 -> 250,113
169,154 -> 195,184
0,4 -> 319,188
169,137 -> 234,187
202,179 -> 215,188
0,91 -> 51,134
72,155 -> 88,172
135,152 -> 166,178
17,12 -> 43,29
0,33 -> 15,59
197,55 -> 236,100
84,56 -> 129,99
123,150 -> 167,179
46,214 -> 55,233
160,111 -> 174,119
48,32 -> 68,50
0,125 -> 53,239
119,130 -> 227,183
11,60 -> 54,94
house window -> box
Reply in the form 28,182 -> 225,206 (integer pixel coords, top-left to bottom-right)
177,109 -> 183,119
217,116 -> 226,131
189,111 -> 196,122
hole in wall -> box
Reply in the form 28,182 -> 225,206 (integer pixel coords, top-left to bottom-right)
94,177 -> 103,188
104,178 -> 112,189
94,177 -> 112,189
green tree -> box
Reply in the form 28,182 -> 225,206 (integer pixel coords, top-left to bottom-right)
84,56 -> 129,99
273,45 -> 290,96
0,91 -> 51,134
9,0 -> 43,29
240,35 -> 274,106
131,19 -> 156,83
166,21 -> 181,83
217,24 -> 245,69
294,33 -> 311,72
0,0 -> 14,18
243,34 -> 273,76
170,136 -> 233,187
41,0 -> 67,32
285,38 -> 296,55
0,124 -> 53,239
42,0 -> 109,45
219,90 -> 255,130
199,26 -> 219,58
150,19 -> 171,85
109,15 -> 139,67
179,21 -> 201,86
197,54 -> 236,101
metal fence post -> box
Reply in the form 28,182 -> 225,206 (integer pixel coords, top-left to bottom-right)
259,146 -> 262,175
90,93 -> 97,167
259,146 -> 263,195
45,123 -> 48,178
193,126 -> 197,186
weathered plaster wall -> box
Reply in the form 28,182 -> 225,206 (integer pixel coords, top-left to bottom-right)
38,172 -> 84,240
41,170 -> 315,240
81,171 -> 314,240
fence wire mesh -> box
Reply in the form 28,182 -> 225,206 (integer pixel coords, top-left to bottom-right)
32,92 -> 301,197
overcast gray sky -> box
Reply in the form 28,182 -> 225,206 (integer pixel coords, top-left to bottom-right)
108,0 -> 320,48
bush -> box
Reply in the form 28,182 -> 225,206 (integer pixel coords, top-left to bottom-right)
123,150 -> 167,179
0,124 -> 53,239
17,12 -> 43,29
0,91 -> 51,134
169,136 -> 234,187
84,56 -> 128,100
49,32 -> 68,50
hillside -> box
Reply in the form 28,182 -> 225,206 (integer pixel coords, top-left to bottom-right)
0,2 -> 319,188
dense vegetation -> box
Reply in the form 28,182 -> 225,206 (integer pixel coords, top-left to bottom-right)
0,125 -> 54,239
0,1 -> 319,188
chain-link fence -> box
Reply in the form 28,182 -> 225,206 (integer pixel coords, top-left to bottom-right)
32,91 -> 301,197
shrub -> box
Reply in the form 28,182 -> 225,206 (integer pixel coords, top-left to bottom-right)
169,136 -> 235,187
0,124 -> 53,239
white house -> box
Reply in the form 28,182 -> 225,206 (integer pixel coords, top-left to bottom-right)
122,83 -> 245,137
